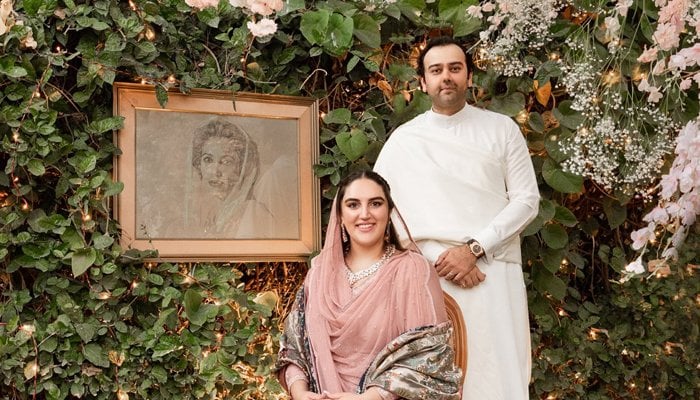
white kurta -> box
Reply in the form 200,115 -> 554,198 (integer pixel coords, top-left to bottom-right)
374,104 -> 540,400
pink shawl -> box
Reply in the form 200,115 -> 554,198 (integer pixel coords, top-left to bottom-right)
303,199 -> 448,393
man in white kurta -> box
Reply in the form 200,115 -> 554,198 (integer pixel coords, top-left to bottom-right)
374,37 -> 540,400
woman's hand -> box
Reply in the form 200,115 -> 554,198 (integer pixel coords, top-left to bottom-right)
323,388 -> 384,400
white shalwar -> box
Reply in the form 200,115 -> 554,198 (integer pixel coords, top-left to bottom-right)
374,104 -> 540,400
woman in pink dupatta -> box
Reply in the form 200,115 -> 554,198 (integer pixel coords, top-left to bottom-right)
277,170 -> 461,400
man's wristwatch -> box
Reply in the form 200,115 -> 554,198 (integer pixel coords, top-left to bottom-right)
466,239 -> 485,259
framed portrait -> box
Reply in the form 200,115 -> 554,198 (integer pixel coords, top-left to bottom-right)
113,83 -> 320,261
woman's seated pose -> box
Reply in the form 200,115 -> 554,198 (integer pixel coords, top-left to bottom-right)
277,170 -> 462,400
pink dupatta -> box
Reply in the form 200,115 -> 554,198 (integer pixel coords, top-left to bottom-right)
303,198 -> 448,393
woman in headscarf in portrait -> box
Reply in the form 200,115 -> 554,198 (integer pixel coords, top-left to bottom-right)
186,117 -> 274,238
277,170 -> 462,400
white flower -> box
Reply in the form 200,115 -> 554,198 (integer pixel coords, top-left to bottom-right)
229,0 -> 246,7
631,225 -> 655,250
467,5 -> 482,18
615,0 -> 633,16
604,16 -> 621,38
247,18 -> 277,37
21,27 -> 37,49
247,0 -> 284,16
625,258 -> 646,274
185,0 -> 219,9
0,0 -> 15,35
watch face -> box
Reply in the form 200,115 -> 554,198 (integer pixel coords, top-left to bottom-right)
471,243 -> 483,256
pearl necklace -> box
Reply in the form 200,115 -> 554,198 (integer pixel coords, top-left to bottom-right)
345,245 -> 395,287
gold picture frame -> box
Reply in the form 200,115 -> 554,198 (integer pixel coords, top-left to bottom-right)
113,83 -> 320,261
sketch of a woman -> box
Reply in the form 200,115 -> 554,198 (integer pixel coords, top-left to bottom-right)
187,118 -> 274,238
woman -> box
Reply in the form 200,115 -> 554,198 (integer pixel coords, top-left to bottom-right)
277,170 -> 461,400
186,117 -> 274,238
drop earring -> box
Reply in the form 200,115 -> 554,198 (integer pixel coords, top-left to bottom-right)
341,224 -> 348,243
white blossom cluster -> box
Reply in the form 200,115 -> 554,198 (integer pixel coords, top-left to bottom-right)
469,0 -> 564,76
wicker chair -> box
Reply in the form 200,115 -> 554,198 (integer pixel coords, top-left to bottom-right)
444,291 -> 467,386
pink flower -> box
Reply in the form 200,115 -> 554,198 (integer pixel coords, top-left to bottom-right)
467,5 -> 483,18
631,226 -> 656,250
247,18 -> 277,37
658,0 -> 689,29
653,22 -> 681,50
615,0 -> 633,16
680,78 -> 692,90
482,2 -> 494,12
247,0 -> 283,16
677,43 -> 700,67
643,206 -> 670,224
637,46 -> 658,63
660,170 -> 680,199
668,53 -> 687,70
652,59 -> 666,75
229,0 -> 246,7
185,0 -> 219,9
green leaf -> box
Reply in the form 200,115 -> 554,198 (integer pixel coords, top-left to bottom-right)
352,14 -> 380,48
553,100 -> 585,129
92,233 -> 114,250
542,159 -> 583,193
603,198 -> 627,229
104,180 -> 124,197
72,248 -> 96,276
554,205 -> 578,227
156,84 -> 169,108
539,199 -> 557,221
62,228 -> 86,250
75,322 -> 97,343
528,112 -> 545,133
27,159 -> 46,176
324,13 -> 353,56
541,223 -> 568,249
532,266 -> 567,300
324,108 -> 352,125
83,343 -> 110,367
487,93 -> 525,117
300,10 -> 330,45
541,247 -> 566,273
336,129 -> 369,161
0,57 -> 28,78
152,335 -> 180,358
87,117 -> 123,134
184,289 -> 202,314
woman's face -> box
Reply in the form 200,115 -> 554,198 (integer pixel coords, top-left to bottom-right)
199,137 -> 243,200
340,178 -> 390,252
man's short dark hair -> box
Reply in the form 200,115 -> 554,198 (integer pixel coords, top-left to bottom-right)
416,36 -> 474,78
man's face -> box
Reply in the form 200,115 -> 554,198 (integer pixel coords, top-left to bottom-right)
420,44 -> 470,116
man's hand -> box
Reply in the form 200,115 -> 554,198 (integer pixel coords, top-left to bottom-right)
435,245 -> 486,288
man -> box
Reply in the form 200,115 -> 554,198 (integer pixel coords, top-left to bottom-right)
374,36 -> 540,399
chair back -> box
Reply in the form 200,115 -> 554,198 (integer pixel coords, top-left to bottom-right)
444,291 -> 467,385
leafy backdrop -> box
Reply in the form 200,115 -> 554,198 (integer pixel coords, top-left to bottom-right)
0,0 -> 698,399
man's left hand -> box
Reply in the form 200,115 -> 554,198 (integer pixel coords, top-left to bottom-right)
435,245 -> 484,287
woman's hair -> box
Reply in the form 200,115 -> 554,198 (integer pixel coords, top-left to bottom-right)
191,118 -> 260,183
335,170 -> 404,251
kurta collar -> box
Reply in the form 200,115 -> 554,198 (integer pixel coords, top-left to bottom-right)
426,104 -> 472,129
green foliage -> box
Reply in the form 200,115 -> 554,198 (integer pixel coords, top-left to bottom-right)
0,0 -> 697,399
